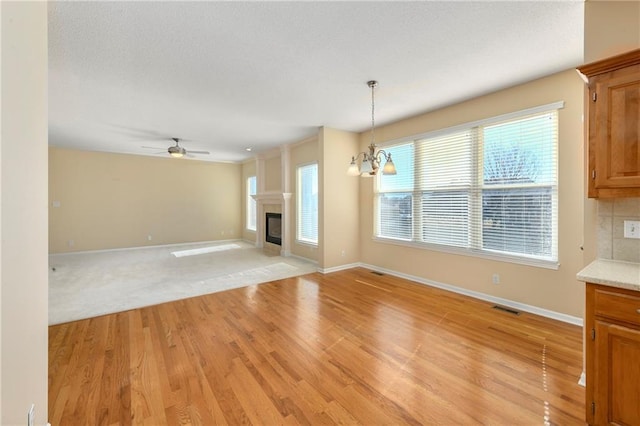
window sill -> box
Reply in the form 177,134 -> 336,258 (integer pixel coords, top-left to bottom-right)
372,236 -> 559,270
296,239 -> 318,249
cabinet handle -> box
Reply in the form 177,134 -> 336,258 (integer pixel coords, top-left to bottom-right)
637,309 -> 640,314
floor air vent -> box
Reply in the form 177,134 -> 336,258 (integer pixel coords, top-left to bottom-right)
493,305 -> 521,315
370,271 -> 385,276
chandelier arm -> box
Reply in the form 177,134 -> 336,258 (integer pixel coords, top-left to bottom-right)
347,80 -> 397,177
352,152 -> 369,162
373,149 -> 391,162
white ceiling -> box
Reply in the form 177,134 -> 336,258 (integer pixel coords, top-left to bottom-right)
48,1 -> 585,163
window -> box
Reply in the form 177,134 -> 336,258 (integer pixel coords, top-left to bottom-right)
247,176 -> 256,231
297,163 -> 318,245
375,103 -> 560,267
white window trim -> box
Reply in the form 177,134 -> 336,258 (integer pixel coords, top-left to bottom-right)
378,101 -> 565,148
296,162 -> 318,246
373,101 -> 563,269
372,236 -> 560,270
246,175 -> 257,232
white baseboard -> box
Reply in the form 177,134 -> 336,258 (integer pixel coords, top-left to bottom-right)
242,238 -> 258,246
288,253 -> 319,267
50,244 -> 582,327
50,239 -> 243,256
319,262 -> 362,274
358,263 -> 583,327
578,371 -> 586,387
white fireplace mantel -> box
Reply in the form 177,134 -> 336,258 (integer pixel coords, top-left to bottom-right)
252,145 -> 293,256
251,191 -> 292,256
251,192 -> 292,202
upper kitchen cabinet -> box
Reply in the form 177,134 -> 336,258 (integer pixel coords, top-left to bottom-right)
578,49 -> 640,198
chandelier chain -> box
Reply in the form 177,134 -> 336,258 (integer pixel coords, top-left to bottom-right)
370,82 -> 376,147
347,80 -> 395,177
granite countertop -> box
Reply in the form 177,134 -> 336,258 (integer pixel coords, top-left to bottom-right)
577,259 -> 640,292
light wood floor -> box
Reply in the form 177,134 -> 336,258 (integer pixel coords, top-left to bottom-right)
49,268 -> 585,425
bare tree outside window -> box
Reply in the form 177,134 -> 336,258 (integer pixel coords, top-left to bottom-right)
484,144 -> 539,185
483,143 -> 552,257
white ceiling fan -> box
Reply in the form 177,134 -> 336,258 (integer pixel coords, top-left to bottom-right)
142,138 -> 210,158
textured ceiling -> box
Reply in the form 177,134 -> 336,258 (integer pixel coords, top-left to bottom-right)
48,1 -> 585,163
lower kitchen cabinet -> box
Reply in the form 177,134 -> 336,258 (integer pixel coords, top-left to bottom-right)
586,283 -> 640,425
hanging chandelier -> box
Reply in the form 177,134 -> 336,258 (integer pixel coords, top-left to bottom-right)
347,80 -> 397,177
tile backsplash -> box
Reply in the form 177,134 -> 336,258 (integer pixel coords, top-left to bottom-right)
597,198 -> 640,262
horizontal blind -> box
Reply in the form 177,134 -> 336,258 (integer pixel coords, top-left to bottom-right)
416,130 -> 474,248
297,163 -> 318,244
377,143 -> 414,240
376,106 -> 559,263
247,176 -> 257,231
480,111 -> 558,260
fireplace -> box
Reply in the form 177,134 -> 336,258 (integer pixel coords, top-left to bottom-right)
265,213 -> 282,246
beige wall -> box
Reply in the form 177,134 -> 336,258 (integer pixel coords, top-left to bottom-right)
290,137 -> 320,261
1,2 -> 49,423
319,127 -> 360,269
241,159 -> 257,243
584,1 -> 640,63
358,70 -> 586,318
49,148 -> 241,253
3,4 -> 637,424
264,154 -> 281,191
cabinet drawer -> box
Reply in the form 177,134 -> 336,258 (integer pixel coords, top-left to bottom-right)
594,287 -> 640,325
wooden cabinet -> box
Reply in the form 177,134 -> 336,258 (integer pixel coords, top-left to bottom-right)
578,49 -> 640,198
586,283 -> 640,425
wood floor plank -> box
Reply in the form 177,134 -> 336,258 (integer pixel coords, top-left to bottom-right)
49,268 -> 585,425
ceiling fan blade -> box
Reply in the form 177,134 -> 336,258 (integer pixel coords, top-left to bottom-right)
188,150 -> 210,155
141,146 -> 162,150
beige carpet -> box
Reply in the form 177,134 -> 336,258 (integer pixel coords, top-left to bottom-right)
49,240 -> 317,325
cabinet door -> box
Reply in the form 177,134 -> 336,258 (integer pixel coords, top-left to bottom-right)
594,320 -> 640,425
593,71 -> 640,190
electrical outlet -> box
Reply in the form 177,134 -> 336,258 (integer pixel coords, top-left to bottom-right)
147,235 -> 152,241
492,273 -> 500,284
624,220 -> 640,239
67,239 -> 75,247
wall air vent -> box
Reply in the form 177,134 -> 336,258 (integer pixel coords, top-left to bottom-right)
492,305 -> 521,315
